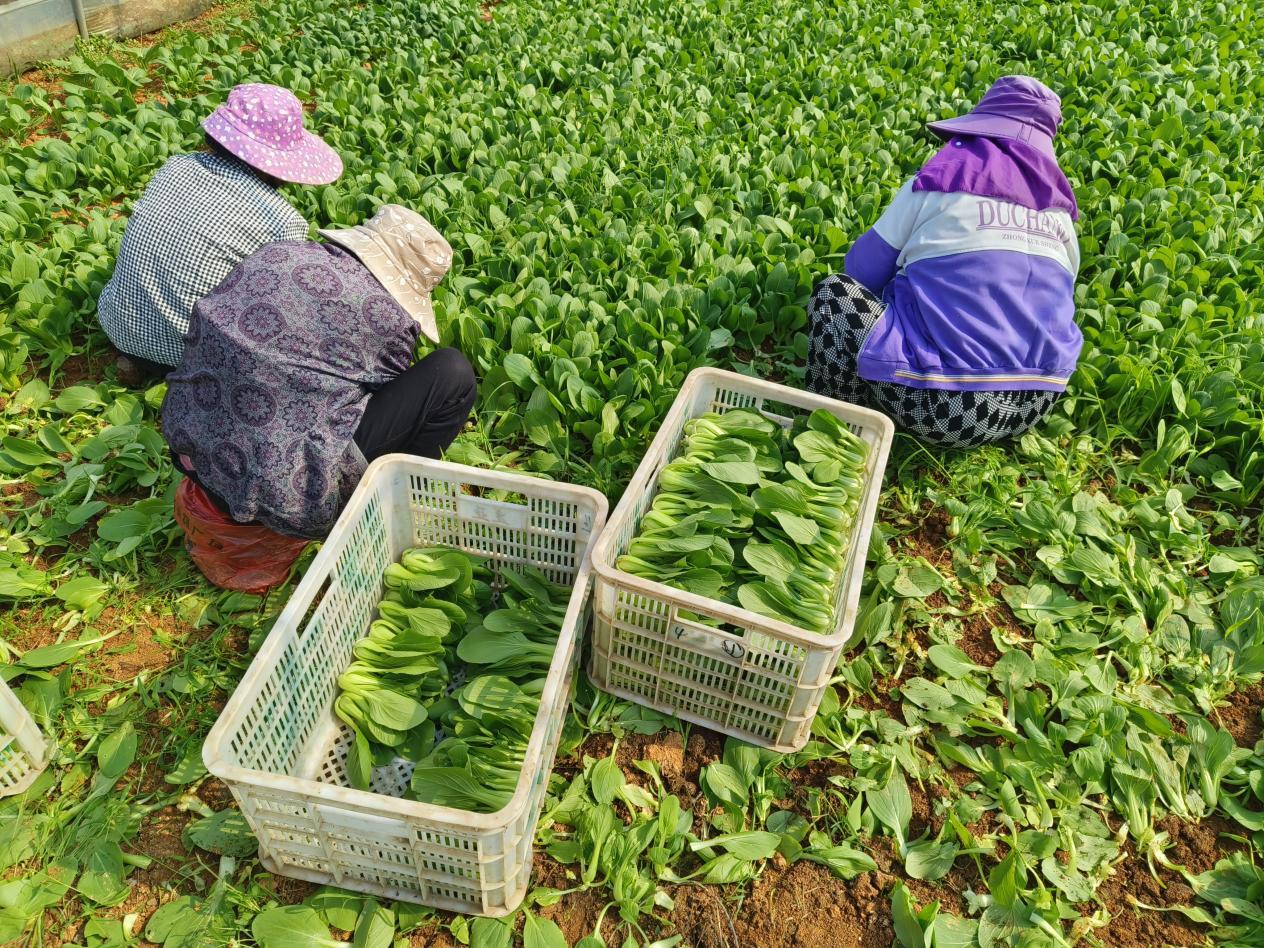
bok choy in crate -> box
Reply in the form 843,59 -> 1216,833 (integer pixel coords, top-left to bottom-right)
617,408 -> 868,632
334,546 -> 569,812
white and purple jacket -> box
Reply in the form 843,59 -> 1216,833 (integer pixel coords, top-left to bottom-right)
845,135 -> 1082,392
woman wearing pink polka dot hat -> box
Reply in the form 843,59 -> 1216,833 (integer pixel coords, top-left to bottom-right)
202,83 -> 343,185
98,83 -> 343,385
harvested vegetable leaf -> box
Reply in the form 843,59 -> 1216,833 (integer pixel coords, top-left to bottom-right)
618,408 -> 867,631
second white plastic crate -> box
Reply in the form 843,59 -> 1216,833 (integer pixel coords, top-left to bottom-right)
203,456 -> 607,915
0,679 -> 48,798
589,367 -> 894,752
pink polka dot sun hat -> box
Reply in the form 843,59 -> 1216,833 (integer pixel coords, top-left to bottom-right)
202,83 -> 343,185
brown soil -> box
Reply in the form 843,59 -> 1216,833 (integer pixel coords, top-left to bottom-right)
130,0 -> 256,46
1,480 -> 41,510
731,862 -> 894,948
406,928 -> 457,948
535,854 -> 611,945
10,66 -> 67,147
903,504 -> 954,574
34,792 -> 203,947
614,730 -> 698,796
197,780 -> 235,811
134,806 -> 192,869
54,349 -> 109,388
1095,851 -> 1206,948
0,605 -> 65,652
985,584 -> 1029,640
577,729 -> 723,796
864,835 -> 980,917
1217,681 -> 1264,748
909,782 -> 934,837
133,80 -> 170,106
788,756 -> 849,789
96,602 -> 186,680
670,883 -> 742,948
259,873 -> 320,906
956,607 -> 1004,666
1158,813 -> 1247,874
853,676 -> 906,722
20,115 -> 66,147
112,878 -> 181,945
2,595 -> 190,697
13,63 -> 70,146
88,807 -> 201,945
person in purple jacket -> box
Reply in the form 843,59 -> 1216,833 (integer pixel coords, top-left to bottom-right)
806,76 -> 1081,446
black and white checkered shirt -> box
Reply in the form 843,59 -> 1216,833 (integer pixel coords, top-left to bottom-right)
97,152 -> 309,367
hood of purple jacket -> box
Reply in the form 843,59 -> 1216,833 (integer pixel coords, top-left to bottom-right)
913,135 -> 1079,220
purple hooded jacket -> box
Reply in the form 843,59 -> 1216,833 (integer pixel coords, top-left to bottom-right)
844,76 -> 1082,392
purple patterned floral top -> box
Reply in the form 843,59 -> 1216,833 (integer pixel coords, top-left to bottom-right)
162,241 -> 419,537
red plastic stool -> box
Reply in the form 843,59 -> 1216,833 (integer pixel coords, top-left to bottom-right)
173,478 -> 309,594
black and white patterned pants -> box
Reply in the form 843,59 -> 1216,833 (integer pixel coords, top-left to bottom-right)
805,274 -> 1060,448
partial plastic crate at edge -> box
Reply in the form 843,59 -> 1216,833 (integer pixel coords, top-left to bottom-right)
0,678 -> 48,797
203,455 -> 607,916
589,367 -> 894,753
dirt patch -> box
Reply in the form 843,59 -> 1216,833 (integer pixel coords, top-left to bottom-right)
909,780 -> 934,836
88,806 -> 201,943
683,730 -> 724,781
197,779 -> 235,811
731,861 -> 894,948
107,876 -> 181,943
0,605 -> 64,652
671,883 -> 741,948
8,68 -> 67,144
956,607 -> 1003,666
134,806 -> 192,869
245,871 -> 319,912
864,835 -> 979,917
1217,681 -> 1264,748
17,69 -> 63,96
564,732 -> 613,777
94,603 -> 186,680
1095,850 -> 1206,947
1158,814 -> 1247,875
982,583 -> 1029,642
616,730 -> 693,795
15,69 -> 71,147
1,481 -> 41,510
133,80 -> 170,106
131,0 -> 257,47
788,756 -> 849,789
21,115 -> 67,147
904,504 -> 954,573
853,677 -> 906,722
2,595 -> 193,686
406,928 -> 458,948
535,854 -> 609,944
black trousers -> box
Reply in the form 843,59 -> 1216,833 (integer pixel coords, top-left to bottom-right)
353,347 -> 477,461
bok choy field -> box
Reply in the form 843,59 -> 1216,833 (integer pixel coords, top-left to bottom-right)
2,0 -> 1264,944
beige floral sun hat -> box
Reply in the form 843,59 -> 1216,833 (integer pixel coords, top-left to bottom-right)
319,205 -> 452,343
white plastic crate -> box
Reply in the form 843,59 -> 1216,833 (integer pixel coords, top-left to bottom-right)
203,456 -> 607,915
590,367 -> 894,752
0,678 -> 48,797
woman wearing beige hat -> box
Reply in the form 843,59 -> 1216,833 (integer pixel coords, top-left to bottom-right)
160,205 -> 477,539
